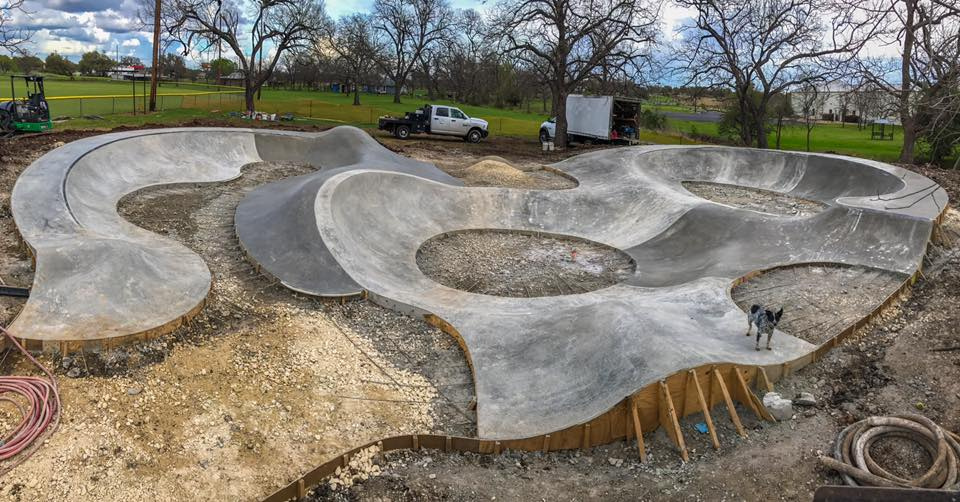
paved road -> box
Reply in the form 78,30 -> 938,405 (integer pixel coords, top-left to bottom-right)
662,110 -> 724,123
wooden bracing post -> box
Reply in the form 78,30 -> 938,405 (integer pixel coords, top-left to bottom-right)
756,367 -> 774,393
733,367 -> 776,422
629,395 -> 647,462
711,367 -> 746,437
658,380 -> 689,462
688,369 -> 720,450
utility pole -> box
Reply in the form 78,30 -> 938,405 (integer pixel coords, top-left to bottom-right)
149,0 -> 161,112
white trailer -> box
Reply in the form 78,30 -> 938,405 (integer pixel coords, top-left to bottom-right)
539,94 -> 642,144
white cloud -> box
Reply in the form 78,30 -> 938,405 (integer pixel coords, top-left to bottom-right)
121,38 -> 140,47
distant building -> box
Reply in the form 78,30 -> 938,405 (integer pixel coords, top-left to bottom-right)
108,65 -> 149,81
218,71 -> 245,86
790,82 -> 899,124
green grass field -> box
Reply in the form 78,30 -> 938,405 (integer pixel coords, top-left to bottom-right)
667,118 -> 906,162
25,78 -> 932,164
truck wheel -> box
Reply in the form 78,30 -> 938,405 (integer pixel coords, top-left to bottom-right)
396,125 -> 411,139
0,111 -> 11,132
539,129 -> 550,143
466,129 -> 483,143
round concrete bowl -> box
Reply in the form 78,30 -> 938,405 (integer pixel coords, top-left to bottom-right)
9,126 -> 461,351
11,129 -> 948,442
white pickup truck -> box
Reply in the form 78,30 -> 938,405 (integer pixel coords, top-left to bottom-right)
378,104 -> 490,142
539,95 -> 641,144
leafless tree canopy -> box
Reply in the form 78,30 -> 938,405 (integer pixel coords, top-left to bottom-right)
852,0 -> 960,162
372,0 -> 454,103
494,0 -> 661,147
326,14 -> 382,105
676,0 -> 883,148
0,0 -> 31,54
161,0 -> 329,111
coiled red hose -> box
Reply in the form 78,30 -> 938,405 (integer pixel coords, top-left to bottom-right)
0,325 -> 60,475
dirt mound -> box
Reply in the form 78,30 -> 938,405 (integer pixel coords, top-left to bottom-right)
460,159 -> 533,187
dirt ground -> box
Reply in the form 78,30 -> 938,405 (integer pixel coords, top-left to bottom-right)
417,230 -> 636,298
683,180 -> 827,217
0,124 -> 958,501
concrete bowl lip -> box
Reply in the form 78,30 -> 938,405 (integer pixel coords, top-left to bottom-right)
414,226 -> 639,299
9,125 -> 404,348
309,148 -> 945,438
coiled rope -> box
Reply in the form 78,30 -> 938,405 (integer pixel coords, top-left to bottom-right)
0,325 -> 60,476
820,414 -> 960,489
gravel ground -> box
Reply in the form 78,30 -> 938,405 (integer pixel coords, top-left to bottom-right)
1,126 -> 958,502
683,180 -> 827,217
416,230 -> 635,297
732,265 -> 908,345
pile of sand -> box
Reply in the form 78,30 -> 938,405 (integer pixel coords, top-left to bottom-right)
461,157 -> 537,188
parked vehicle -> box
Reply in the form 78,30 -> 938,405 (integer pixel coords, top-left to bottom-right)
378,104 -> 489,143
539,95 -> 641,144
0,75 -> 53,134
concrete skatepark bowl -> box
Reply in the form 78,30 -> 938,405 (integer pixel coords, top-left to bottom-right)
10,126 -> 948,451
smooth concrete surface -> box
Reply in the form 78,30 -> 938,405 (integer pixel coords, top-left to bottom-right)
305,146 -> 944,439
10,126 -> 456,347
12,129 -> 947,440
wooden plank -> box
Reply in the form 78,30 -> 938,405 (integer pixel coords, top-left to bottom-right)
629,395 -> 647,462
757,366 -> 774,393
712,367 -> 746,438
733,367 -> 776,422
689,369 -> 720,450
658,380 -> 689,462
582,423 -> 591,449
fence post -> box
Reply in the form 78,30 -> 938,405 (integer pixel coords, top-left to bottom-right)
79,98 -> 83,117
112,97 -> 115,115
309,100 -> 312,117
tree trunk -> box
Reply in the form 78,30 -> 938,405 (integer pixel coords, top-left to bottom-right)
900,118 -> 917,163
245,81 -> 256,113
806,126 -> 812,151
898,0 -> 916,164
775,115 -> 783,149
393,75 -> 402,103
148,0 -> 161,112
553,85 -> 568,148
353,80 -> 361,106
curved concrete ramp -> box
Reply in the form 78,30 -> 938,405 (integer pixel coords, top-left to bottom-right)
241,145 -> 946,439
10,126 -> 456,350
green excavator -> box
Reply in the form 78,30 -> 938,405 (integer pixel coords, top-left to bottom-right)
0,75 -> 53,134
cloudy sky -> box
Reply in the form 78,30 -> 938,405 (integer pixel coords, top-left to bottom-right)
7,0 -> 694,65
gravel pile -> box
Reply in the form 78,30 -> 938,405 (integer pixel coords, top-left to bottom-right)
683,181 -> 827,216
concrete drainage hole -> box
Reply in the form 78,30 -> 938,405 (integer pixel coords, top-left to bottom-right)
682,180 -> 827,217
416,229 -> 636,297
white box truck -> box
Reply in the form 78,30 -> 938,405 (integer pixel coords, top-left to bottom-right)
539,94 -> 642,144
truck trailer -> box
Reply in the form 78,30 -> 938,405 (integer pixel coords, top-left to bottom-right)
539,95 -> 641,144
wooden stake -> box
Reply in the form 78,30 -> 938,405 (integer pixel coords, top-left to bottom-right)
689,369 -> 720,450
658,380 -> 689,462
542,434 -> 551,453
757,366 -> 774,393
630,395 -> 647,462
582,423 -> 591,449
297,478 -> 305,500
712,367 -> 746,438
733,367 -> 771,421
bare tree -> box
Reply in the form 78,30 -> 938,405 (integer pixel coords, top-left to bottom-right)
797,80 -> 829,151
0,0 -> 30,54
852,0 -> 959,162
373,0 -> 453,104
162,0 -> 329,112
676,0 -> 883,148
494,0 -> 660,148
328,14 -> 381,106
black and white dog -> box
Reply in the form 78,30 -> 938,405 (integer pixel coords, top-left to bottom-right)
745,305 -> 784,351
